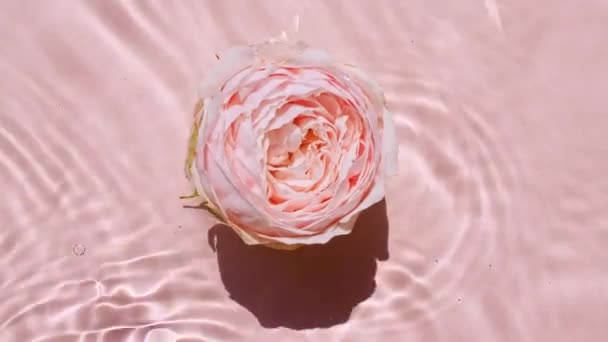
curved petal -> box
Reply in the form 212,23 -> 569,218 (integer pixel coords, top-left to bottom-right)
263,212 -> 360,246
198,45 -> 255,98
334,63 -> 398,176
382,108 -> 399,176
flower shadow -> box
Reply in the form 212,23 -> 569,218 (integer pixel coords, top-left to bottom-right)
207,199 -> 389,330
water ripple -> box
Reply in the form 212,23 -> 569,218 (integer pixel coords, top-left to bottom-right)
367,62 -> 522,331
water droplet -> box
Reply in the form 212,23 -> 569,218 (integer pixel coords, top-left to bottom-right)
73,243 -> 86,256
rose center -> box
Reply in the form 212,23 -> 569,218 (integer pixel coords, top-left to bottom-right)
264,113 -> 335,197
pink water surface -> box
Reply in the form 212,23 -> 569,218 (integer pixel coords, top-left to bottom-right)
2,1 -> 608,341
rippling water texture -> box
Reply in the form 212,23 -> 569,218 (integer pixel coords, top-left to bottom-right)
2,1 -> 608,341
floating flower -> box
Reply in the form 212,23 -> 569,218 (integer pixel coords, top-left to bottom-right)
184,40 -> 397,249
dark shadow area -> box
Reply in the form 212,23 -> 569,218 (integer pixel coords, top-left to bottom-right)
207,199 -> 389,330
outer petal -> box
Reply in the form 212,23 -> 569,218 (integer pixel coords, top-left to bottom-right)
234,212 -> 361,247
335,63 -> 399,176
340,177 -> 386,224
198,45 -> 255,99
335,63 -> 385,107
382,108 -> 399,176
270,212 -> 360,245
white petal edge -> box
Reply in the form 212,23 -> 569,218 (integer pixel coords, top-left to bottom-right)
382,108 -> 399,176
198,45 -> 254,99
230,212 -> 362,247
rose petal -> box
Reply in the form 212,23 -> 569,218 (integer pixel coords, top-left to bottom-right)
382,108 -> 399,176
199,46 -> 254,98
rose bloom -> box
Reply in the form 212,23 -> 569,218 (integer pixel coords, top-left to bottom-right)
184,40 -> 398,249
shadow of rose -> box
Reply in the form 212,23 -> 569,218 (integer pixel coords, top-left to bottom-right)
207,199 -> 389,330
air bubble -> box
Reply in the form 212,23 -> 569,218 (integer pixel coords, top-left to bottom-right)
73,243 -> 86,256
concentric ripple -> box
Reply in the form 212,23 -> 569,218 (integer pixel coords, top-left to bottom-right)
351,58 -> 523,333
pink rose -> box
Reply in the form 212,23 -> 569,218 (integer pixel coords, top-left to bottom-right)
184,40 -> 398,249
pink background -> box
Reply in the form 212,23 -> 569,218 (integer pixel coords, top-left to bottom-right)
1,0 -> 607,341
